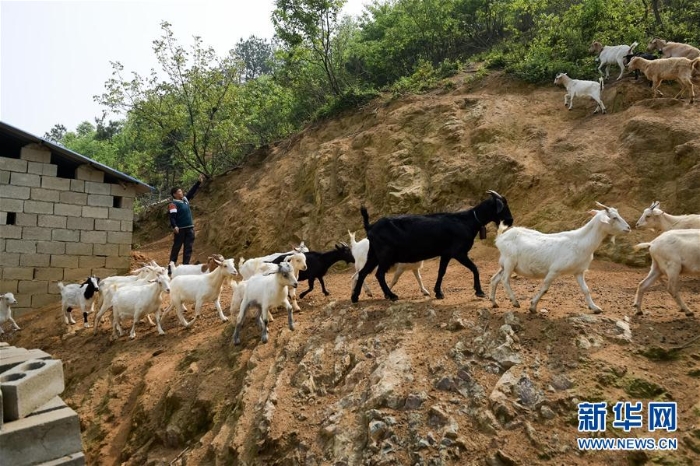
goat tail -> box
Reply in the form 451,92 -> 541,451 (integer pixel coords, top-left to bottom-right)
57,281 -> 65,291
360,206 -> 371,233
633,242 -> 652,252
629,41 -> 639,55
599,77 -> 604,91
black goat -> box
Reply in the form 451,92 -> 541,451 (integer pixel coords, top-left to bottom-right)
271,244 -> 355,299
351,191 -> 514,303
623,52 -> 658,81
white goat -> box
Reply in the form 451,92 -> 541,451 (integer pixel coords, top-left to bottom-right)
0,292 -> 20,334
554,73 -> 606,114
647,38 -> 700,59
112,272 -> 171,339
633,229 -> 700,317
57,277 -> 100,328
636,201 -> 700,231
156,257 -> 238,335
238,242 -> 309,279
590,41 -> 638,80
231,262 -> 299,345
627,56 -> 696,103
168,254 -> 224,278
348,231 -> 430,297
489,203 -> 630,313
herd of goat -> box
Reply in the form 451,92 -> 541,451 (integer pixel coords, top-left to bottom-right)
554,37 -> 700,113
2,193 -> 700,345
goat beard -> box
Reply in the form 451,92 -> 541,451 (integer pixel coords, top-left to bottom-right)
479,226 -> 487,240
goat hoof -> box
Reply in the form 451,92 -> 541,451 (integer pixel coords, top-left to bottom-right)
475,291 -> 486,298
685,311 -> 695,317
491,302 -> 499,308
592,308 -> 603,314
435,293 -> 444,300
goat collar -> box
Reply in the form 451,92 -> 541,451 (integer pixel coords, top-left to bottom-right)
473,209 -> 483,226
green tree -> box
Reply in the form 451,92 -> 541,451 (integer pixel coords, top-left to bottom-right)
44,124 -> 67,144
234,35 -> 275,81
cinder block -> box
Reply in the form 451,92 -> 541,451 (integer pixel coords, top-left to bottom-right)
75,165 -> 103,183
27,163 -> 56,177
119,244 -> 132,257
111,183 -> 136,197
0,359 -> 63,421
13,294 -> 30,308
87,194 -> 113,207
105,256 -> 131,270
84,181 -> 111,195
91,268 -> 118,277
58,192 -> 87,206
31,188 -> 62,203
0,237 -> 5,252
66,217 -> 94,230
107,231 -> 132,245
95,219 -> 121,231
51,229 -> 80,242
20,144 -> 51,163
41,177 -> 71,191
11,307 -> 31,318
0,184 -> 31,199
22,226 -> 53,241
15,213 -> 38,227
9,172 -> 41,188
0,170 -> 11,183
120,220 -> 133,232
20,253 -> 50,267
3,268 -> 33,280
32,294 -> 59,308
0,405 -> 83,465
0,280 -> 19,294
50,255 -> 79,268
69,179 -> 84,193
82,206 -> 108,219
36,452 -> 86,466
78,256 -> 105,269
37,241 -> 66,255
27,162 -> 45,175
0,225 -> 22,239
0,157 -> 28,173
38,215 -> 68,229
28,396 -> 66,416
34,267 -> 63,281
93,243 -> 119,257
0,252 -> 20,267
62,268 -> 92,282
54,204 -> 82,217
0,198 -> 24,212
81,231 -> 106,244
47,281 -> 62,294
0,212 -> 5,224
42,164 -> 58,177
6,240 -> 36,254
108,207 -> 134,221
121,197 -> 134,209
23,200 -> 53,215
65,242 -> 93,256
0,347 -> 30,359
0,349 -> 51,373
18,280 -> 48,295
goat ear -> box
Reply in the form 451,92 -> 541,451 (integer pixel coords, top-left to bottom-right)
148,278 -> 157,283
599,214 -> 611,224
588,210 -> 598,216
595,201 -> 611,212
495,198 -> 504,214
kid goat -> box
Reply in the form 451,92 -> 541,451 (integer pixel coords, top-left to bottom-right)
489,202 -> 630,313
636,201 -> 700,231
554,73 -> 606,114
0,292 -> 19,334
58,276 -> 100,328
351,191 -> 513,303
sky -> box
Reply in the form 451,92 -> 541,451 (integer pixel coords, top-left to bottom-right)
0,0 -> 369,137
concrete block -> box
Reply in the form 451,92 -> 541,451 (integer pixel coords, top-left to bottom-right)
78,256 -> 105,269
52,229 -> 80,242
66,217 -> 94,230
95,219 -> 121,231
18,280 -> 48,295
75,165 -> 103,182
31,188 -> 62,203
27,163 -> 56,177
87,194 -> 113,207
37,241 -> 66,255
22,226 -> 53,241
20,253 -> 50,267
91,268 -> 118,277
0,211 -> 5,224
0,184 -> 31,199
0,349 -> 51,373
85,181 -> 111,195
108,207 -> 134,221
0,157 -> 28,173
27,162 -> 45,175
0,237 -> 5,252
13,294 -> 30,308
41,176 -> 71,191
3,268 -> 33,280
6,239 -> 36,254
0,198 -> 24,212
54,204 -> 82,217
62,268 -> 92,282
105,256 -> 131,270
107,231 -> 132,245
10,172 -> 41,188
51,255 -> 79,268
121,197 -> 134,209
37,452 -> 86,466
58,192 -> 87,206
0,252 -> 20,267
34,267 -> 64,281
38,215 -> 68,230
110,183 -> 135,197
93,243 -> 119,257
81,230 -> 106,244
0,280 -> 18,293
0,170 -> 9,184
0,347 -> 29,360
82,205 -> 108,219
65,242 -> 93,256
69,179 -> 84,193
42,164 -> 58,177
11,307 -> 31,318
47,281 -> 62,294
0,405 -> 82,465
15,213 -> 38,227
23,200 -> 54,215
119,244 -> 132,257
20,144 -> 51,163
32,294 -> 59,308
120,220 -> 133,232
0,225 -> 22,239
0,359 -> 64,421
28,396 -> 67,416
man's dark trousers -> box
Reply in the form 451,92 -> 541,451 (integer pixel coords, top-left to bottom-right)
170,227 -> 195,264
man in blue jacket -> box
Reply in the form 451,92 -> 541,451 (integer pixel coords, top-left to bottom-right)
168,174 -> 205,265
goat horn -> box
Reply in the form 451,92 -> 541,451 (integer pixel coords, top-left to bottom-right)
595,201 -> 611,211
651,201 -> 660,209
486,190 -> 503,199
